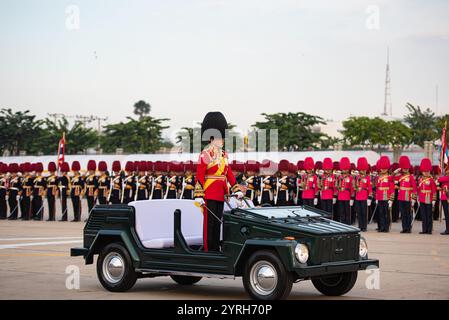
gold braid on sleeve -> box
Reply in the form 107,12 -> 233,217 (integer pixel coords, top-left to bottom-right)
193,182 -> 204,198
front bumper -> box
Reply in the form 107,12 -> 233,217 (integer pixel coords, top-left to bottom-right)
294,259 -> 379,278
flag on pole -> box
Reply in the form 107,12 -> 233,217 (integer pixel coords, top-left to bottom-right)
57,133 -> 65,169
440,121 -> 448,173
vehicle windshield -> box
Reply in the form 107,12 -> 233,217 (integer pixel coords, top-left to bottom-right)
241,206 -> 323,219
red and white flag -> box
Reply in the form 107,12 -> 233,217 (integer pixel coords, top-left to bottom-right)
57,133 -> 65,169
440,122 -> 448,173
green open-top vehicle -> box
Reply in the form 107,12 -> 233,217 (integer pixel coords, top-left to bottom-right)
71,198 -> 379,300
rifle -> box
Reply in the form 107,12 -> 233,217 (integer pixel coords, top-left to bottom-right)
369,201 -> 378,224
274,177 -> 280,205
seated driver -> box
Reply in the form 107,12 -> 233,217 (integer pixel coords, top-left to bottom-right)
194,112 -> 243,252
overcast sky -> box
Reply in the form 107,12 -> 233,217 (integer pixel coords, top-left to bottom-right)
1,0 -> 448,140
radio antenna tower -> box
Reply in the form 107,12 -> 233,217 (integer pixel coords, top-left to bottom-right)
382,47 -> 392,117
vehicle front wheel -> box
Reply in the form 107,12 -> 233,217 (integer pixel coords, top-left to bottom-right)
312,271 -> 357,296
243,250 -> 293,300
170,275 -> 202,285
96,242 -> 137,292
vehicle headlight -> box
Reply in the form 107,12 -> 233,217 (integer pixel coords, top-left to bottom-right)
359,238 -> 368,258
295,243 -> 309,264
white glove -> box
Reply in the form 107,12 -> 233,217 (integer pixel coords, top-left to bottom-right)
16,195 -> 20,201
432,200 -> 436,208
376,200 -> 379,205
411,199 -> 416,206
194,198 -> 205,206
332,198 -> 337,204
350,200 -> 354,206
235,191 -> 244,199
388,200 -> 393,208
367,199 -> 372,206
313,198 -> 318,206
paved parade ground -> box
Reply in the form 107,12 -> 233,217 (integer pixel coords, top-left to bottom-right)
1,210 -> 448,300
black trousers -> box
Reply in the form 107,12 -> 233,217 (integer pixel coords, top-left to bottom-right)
109,190 -> 121,204
60,194 -> 68,221
137,190 -> 147,201
276,190 -> 289,206
398,200 -> 412,232
20,196 -> 30,220
442,201 -> 449,232
8,196 -> 19,219
421,203 -> 433,233
0,192 -> 7,219
377,201 -> 389,232
32,196 -> 43,220
338,200 -> 351,225
261,191 -> 272,206
71,196 -> 81,221
204,200 -> 224,252
98,196 -> 108,205
320,199 -> 333,218
182,190 -> 194,200
302,198 -> 314,207
392,190 -> 399,222
152,189 -> 163,200
87,196 -> 96,216
47,195 -> 56,221
355,200 -> 367,231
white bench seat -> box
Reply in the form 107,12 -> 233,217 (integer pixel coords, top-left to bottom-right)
129,199 -> 204,249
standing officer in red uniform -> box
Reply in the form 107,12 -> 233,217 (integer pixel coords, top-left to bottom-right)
319,157 -> 336,217
354,157 -> 371,231
438,164 -> 449,235
375,156 -> 395,232
394,156 -> 417,233
194,112 -> 243,252
301,157 -> 318,207
417,158 -> 437,234
337,157 -> 354,225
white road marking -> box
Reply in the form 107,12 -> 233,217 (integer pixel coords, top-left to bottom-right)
0,237 -> 82,241
0,240 -> 82,250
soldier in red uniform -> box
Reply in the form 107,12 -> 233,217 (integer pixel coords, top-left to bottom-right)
438,164 -> 449,235
417,158 -> 437,234
319,157 -> 336,218
354,157 -> 372,231
394,156 -> 417,233
375,156 -> 395,232
337,157 -> 353,225
301,157 -> 318,207
194,112 -> 243,252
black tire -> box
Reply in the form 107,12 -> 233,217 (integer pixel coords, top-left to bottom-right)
243,250 -> 293,300
170,275 -> 202,285
96,242 -> 137,292
312,271 -> 358,296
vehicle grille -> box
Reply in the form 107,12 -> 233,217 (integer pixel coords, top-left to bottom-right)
86,214 -> 106,232
313,234 -> 359,264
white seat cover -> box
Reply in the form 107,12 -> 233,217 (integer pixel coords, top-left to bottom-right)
130,199 -> 204,249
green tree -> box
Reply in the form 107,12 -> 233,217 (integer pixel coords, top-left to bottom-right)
133,100 -> 151,119
252,112 -> 327,151
0,108 -> 42,156
404,103 -> 438,147
32,117 -> 98,154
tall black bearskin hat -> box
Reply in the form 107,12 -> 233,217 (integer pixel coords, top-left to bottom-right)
201,112 -> 228,142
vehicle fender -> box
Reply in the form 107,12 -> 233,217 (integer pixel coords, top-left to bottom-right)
234,239 -> 296,275
85,230 -> 140,266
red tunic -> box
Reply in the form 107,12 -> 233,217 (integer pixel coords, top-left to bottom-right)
355,175 -> 372,201
394,174 -> 417,202
337,174 -> 353,201
196,146 -> 237,202
375,174 -> 394,201
301,174 -> 318,199
438,175 -> 449,201
320,174 -> 336,200
417,176 -> 437,204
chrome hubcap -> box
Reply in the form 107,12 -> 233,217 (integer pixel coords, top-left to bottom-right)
250,261 -> 278,296
103,252 -> 125,284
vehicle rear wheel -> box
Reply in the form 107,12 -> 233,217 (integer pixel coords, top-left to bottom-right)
170,275 -> 202,285
243,250 -> 293,300
96,242 -> 137,292
312,271 -> 357,296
